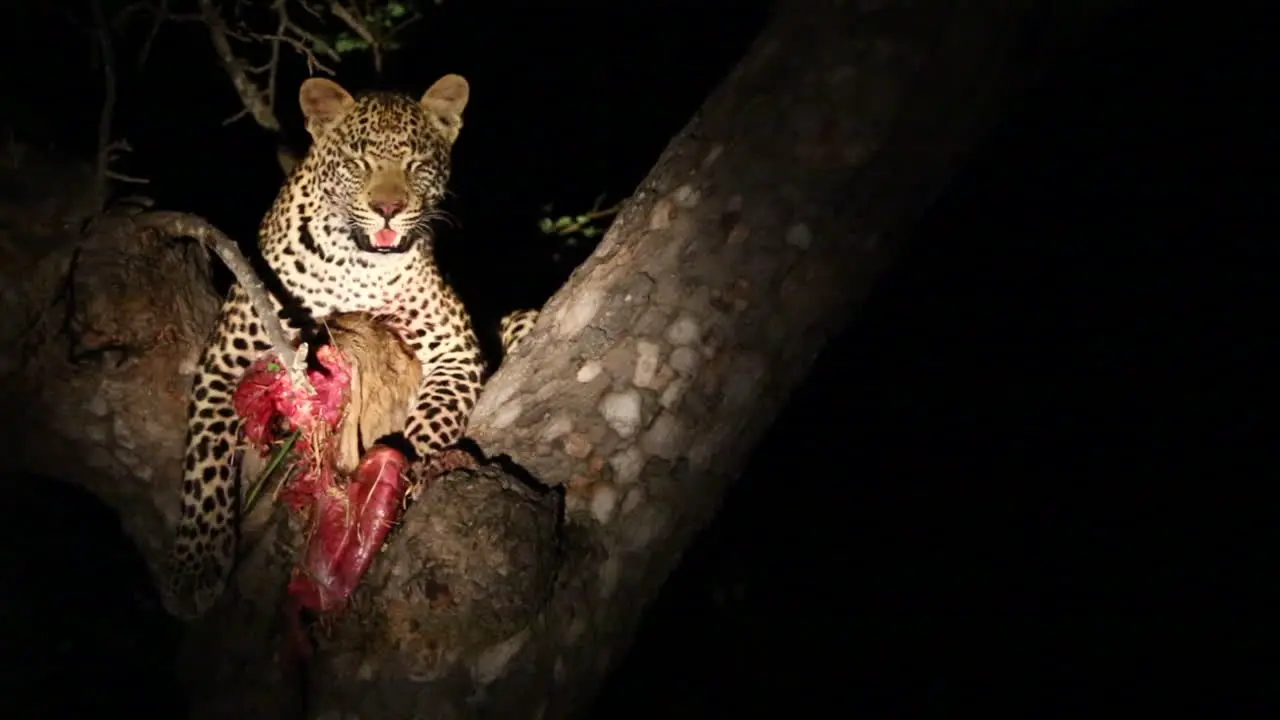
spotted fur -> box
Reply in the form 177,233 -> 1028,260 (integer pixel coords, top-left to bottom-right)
498,308 -> 538,355
162,75 -> 536,619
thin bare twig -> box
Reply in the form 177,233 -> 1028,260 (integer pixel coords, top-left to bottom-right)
284,24 -> 343,63
222,106 -> 255,126
194,0 -> 349,129
198,0 -> 282,132
90,0 -> 134,215
257,32 -> 338,74
271,0 -> 342,68
385,13 -> 423,40
297,0 -> 325,22
329,2 -> 376,46
123,0 -> 168,66
266,0 -> 287,108
105,170 -> 150,184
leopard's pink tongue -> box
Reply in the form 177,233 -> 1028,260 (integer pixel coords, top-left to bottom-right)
373,228 -> 398,248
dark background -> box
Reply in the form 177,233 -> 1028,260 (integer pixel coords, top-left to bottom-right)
1,1 -> 1270,716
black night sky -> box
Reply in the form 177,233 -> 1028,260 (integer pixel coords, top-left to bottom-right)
1,1 -> 1271,716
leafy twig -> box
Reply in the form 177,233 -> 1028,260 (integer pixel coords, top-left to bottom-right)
329,2 -> 381,73
539,198 -> 622,238
329,3 -> 377,47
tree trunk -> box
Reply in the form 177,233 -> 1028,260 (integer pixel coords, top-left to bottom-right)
0,0 -> 1097,717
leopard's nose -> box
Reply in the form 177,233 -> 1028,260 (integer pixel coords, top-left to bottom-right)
370,199 -> 405,219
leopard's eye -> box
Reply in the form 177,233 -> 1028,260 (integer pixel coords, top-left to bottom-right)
340,147 -> 369,172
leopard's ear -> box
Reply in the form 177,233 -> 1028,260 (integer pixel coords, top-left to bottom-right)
300,78 -> 356,139
420,74 -> 469,144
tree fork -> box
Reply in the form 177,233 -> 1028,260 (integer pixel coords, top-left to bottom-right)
0,1 -> 1118,717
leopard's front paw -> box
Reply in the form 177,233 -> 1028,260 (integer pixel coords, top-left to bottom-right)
407,447 -> 479,503
160,547 -> 232,621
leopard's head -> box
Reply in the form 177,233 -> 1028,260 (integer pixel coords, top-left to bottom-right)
298,74 -> 469,254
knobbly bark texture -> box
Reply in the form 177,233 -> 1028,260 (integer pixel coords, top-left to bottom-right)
452,3 -> 1037,716
0,0 -> 1113,718
0,142 -> 220,569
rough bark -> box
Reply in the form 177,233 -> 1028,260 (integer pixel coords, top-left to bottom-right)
0,0 -> 1089,717
0,142 -> 220,570
454,4 -> 1036,716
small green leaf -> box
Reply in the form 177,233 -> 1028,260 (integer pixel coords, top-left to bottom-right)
334,34 -> 368,53
538,217 -> 554,234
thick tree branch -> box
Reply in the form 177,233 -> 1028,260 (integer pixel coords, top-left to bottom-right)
209,0 -> 1048,716
197,0 -> 280,131
457,2 -> 1038,716
188,0 -> 341,131
193,0 -> 273,130
0,205 -> 221,573
0,2 -> 1126,718
136,211 -> 306,384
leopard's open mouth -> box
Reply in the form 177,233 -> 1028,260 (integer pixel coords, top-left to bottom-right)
353,227 -> 413,254
373,228 -> 399,249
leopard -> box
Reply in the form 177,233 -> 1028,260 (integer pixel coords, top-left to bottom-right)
498,308 -> 539,355
162,73 -> 539,619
